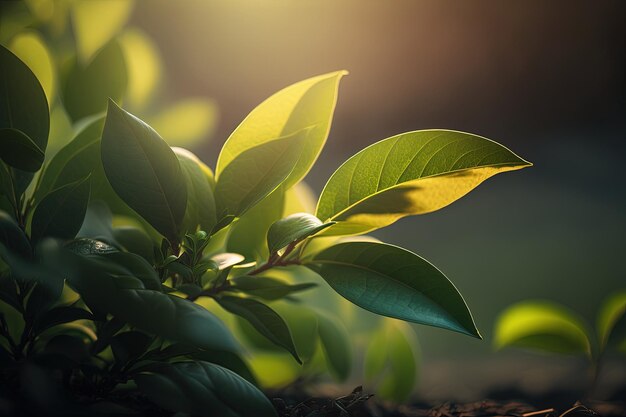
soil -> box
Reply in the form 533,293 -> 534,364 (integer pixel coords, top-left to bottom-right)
269,386 -> 626,417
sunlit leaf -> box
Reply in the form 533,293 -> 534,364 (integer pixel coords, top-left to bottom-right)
173,147 -> 217,234
267,212 -> 334,254
217,71 -> 346,187
316,130 -> 531,236
215,129 -> 310,217
364,321 -> 419,402
71,0 -> 134,63
494,301 -> 591,356
64,41 -> 127,121
597,291 -> 626,350
31,176 -> 91,243
227,187 -> 285,262
309,241 -> 480,337
283,182 -> 317,216
0,128 -> 44,172
247,352 -> 300,389
101,100 -> 187,242
118,28 -> 161,109
135,361 -> 277,417
316,311 -> 352,381
147,99 -> 218,147
218,296 -> 301,364
9,30 -> 56,104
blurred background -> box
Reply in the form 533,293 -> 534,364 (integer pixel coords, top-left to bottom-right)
2,0 -> 625,403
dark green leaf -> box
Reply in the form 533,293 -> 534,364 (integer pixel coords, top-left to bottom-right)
0,128 -> 44,171
0,44 -> 49,155
267,212 -> 334,253
111,331 -> 152,364
64,253 -> 239,353
135,361 -> 276,417
230,275 -> 316,300
173,147 -> 217,234
63,40 -> 127,121
0,210 -> 31,258
31,175 -> 91,243
34,306 -> 94,334
215,129 -> 309,217
218,295 -> 301,364
65,238 -> 118,256
316,130 -> 531,235
309,241 -> 480,338
112,226 -> 155,263
101,100 -> 187,242
100,251 -> 160,291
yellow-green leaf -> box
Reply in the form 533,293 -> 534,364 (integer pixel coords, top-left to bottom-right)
215,129 -> 309,217
147,99 -> 218,147
364,321 -> 419,402
216,71 -> 346,188
71,0 -> 134,63
494,301 -> 592,356
597,291 -> 626,350
9,30 -> 56,105
118,28 -> 161,109
317,130 -> 531,236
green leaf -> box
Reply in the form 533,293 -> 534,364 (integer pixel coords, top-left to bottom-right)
316,130 -> 531,236
597,291 -> 626,351
101,100 -> 187,242
0,44 -> 49,155
65,238 -> 117,256
135,361 -> 277,417
100,251 -> 161,291
215,129 -> 310,217
31,176 -> 91,243
267,213 -> 334,254
308,241 -> 480,338
118,28 -> 161,108
64,254 -> 239,353
112,226 -> 155,263
230,276 -> 316,301
111,330 -> 152,364
35,116 -> 104,204
364,321 -> 419,402
0,44 -> 49,195
0,128 -> 44,172
71,0 -> 133,63
0,210 -> 31,258
227,187 -> 285,262
33,306 -> 94,335
218,295 -> 301,364
173,147 -> 217,234
216,71 -> 346,189
9,30 -> 56,105
64,40 -> 127,121
211,253 -> 245,271
147,99 -> 217,147
493,301 -> 591,356
316,311 -> 352,381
